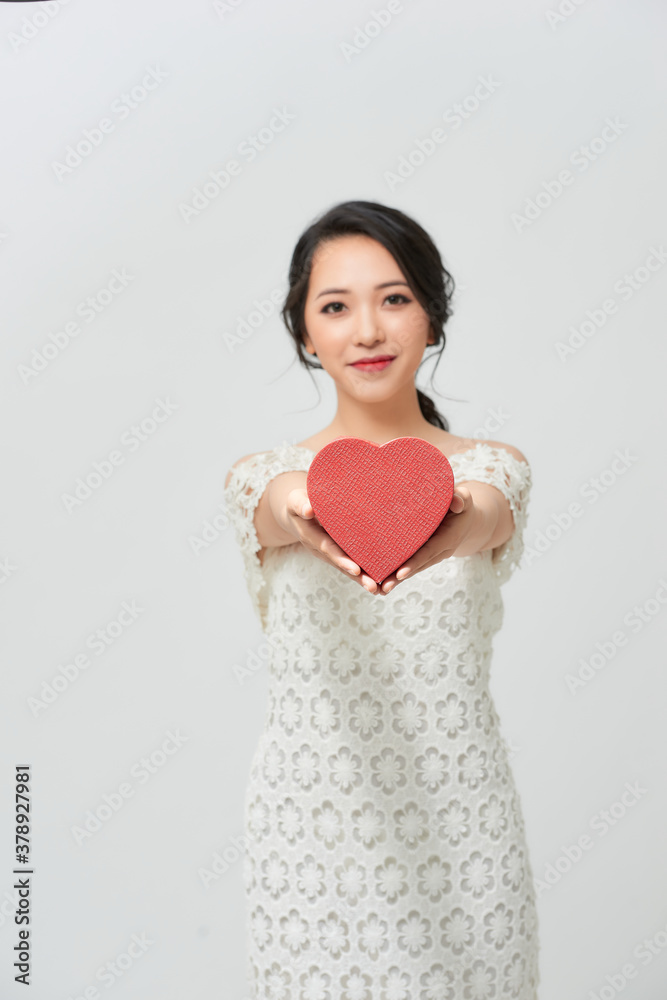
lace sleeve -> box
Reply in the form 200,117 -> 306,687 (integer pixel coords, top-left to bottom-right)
451,442 -> 533,587
223,442 -> 313,631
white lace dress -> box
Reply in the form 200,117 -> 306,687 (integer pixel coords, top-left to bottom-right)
224,440 -> 540,1000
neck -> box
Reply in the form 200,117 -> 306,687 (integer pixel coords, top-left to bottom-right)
326,385 -> 436,444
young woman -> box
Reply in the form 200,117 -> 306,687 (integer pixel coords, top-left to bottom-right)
224,201 -> 540,999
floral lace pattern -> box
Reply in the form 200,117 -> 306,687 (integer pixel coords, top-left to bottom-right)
224,440 -> 539,999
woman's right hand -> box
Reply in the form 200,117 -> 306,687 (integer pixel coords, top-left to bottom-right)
284,487 -> 383,594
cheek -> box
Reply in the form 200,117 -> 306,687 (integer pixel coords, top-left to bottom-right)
303,304 -> 317,333
392,309 -> 430,345
303,308 -> 327,348
304,315 -> 346,357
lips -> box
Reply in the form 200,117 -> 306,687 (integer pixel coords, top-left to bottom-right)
350,355 -> 396,371
351,355 -> 395,363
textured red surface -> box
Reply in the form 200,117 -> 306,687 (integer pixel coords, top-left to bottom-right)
306,436 -> 455,585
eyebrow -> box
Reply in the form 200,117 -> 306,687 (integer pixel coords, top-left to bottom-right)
315,281 -> 411,300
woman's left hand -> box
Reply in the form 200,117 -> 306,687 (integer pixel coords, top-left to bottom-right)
375,487 -> 475,596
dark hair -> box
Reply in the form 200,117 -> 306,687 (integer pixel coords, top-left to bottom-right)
280,199 -> 456,431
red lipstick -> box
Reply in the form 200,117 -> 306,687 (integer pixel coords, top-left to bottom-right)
349,355 -> 396,372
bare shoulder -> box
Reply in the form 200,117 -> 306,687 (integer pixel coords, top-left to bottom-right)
442,434 -> 480,457
427,432 -> 487,460
476,438 -> 529,466
224,450 -> 267,490
293,431 -> 529,466
295,434 -> 327,452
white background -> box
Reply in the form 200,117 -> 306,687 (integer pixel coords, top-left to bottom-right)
1,1 -> 666,997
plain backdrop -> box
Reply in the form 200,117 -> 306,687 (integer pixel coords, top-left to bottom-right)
1,1 -> 666,997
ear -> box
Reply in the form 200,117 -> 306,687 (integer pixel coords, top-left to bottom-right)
303,332 -> 317,356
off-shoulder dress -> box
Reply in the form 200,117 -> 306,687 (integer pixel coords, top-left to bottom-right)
223,440 -> 540,1000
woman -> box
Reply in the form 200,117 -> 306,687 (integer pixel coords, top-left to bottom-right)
224,200 -> 540,999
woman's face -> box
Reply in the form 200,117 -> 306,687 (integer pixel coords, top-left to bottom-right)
302,234 -> 435,402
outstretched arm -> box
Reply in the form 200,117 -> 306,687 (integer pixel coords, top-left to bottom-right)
225,454 -> 380,592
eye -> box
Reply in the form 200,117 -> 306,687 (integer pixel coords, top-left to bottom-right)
320,293 -> 411,314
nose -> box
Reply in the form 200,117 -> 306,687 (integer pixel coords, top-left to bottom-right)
354,303 -> 385,346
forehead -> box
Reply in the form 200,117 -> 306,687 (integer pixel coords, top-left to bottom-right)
310,234 -> 400,276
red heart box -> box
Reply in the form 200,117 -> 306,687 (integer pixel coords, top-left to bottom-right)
306,436 -> 455,585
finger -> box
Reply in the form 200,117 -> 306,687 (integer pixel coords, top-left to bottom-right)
405,543 -> 460,577
298,492 -> 318,519
311,530 -> 361,577
393,536 -> 441,579
384,539 -> 455,589
359,573 -> 380,594
448,493 -> 465,514
286,488 -> 312,519
310,544 -> 361,578
379,570 -> 399,594
380,539 -> 440,592
299,518 -> 377,588
449,487 -> 471,513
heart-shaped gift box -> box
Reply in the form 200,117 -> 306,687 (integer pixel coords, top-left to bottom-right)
306,436 -> 455,585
